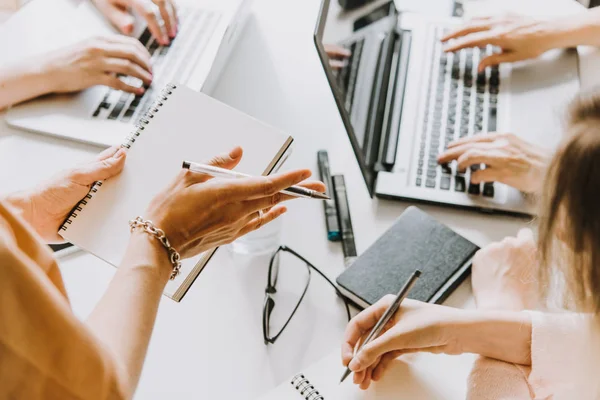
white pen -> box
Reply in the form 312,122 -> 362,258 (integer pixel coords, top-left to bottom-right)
182,161 -> 330,200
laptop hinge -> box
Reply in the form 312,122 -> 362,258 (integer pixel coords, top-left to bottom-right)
363,22 -> 397,172
376,29 -> 411,172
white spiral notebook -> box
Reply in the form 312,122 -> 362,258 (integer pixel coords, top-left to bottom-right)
258,350 -> 475,400
59,84 -> 293,301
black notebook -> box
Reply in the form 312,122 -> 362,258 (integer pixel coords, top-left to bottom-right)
336,206 -> 479,308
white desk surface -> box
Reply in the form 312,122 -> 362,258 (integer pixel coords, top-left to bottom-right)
0,0 -> 586,398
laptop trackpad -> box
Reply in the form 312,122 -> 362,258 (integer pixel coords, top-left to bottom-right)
507,49 -> 579,149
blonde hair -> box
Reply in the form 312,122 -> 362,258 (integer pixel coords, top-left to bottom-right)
538,89 -> 600,313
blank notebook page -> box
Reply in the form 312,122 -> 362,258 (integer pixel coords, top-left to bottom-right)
60,85 -> 292,298
259,350 -> 475,399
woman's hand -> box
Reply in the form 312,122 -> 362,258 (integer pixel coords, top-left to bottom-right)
42,36 -> 153,95
325,44 -> 351,69
342,298 -> 465,390
437,133 -> 551,193
5,147 -> 127,243
342,298 -> 533,390
144,147 -> 325,260
442,14 -> 557,72
472,228 -> 540,311
93,0 -> 178,45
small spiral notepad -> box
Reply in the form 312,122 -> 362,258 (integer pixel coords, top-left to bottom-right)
60,84 -> 294,301
290,373 -> 325,400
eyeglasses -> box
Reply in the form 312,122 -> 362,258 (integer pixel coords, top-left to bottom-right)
262,245 -> 352,345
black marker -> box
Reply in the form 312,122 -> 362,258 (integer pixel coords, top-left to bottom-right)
317,150 -> 341,241
332,175 -> 357,267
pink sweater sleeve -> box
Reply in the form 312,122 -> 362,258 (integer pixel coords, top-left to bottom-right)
467,311 -> 600,400
527,311 -> 600,399
467,357 -> 532,400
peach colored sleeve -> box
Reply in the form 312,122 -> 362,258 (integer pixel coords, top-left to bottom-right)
0,202 -> 128,399
467,311 -> 600,400
467,357 -> 532,400
526,311 -> 600,399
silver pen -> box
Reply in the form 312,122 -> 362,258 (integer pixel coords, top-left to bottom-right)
340,270 -> 422,384
182,161 -> 330,200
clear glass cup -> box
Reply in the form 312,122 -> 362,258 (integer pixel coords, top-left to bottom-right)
228,216 -> 283,256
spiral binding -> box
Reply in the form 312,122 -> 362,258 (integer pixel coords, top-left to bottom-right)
59,84 -> 178,232
290,374 -> 325,400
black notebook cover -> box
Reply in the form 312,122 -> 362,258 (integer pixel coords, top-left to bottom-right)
336,206 -> 479,307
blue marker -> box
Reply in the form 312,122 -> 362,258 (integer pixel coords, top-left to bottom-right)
317,150 -> 341,241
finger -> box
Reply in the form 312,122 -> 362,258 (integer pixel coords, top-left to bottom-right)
103,40 -> 153,73
107,34 -> 152,63
478,51 -> 525,72
517,227 -> 534,241
154,0 -> 174,41
470,15 -> 494,22
185,147 -> 244,184
70,148 -> 127,185
297,180 -> 327,194
133,0 -> 169,45
329,59 -> 347,69
443,32 -> 499,53
372,350 -> 402,381
437,144 -> 470,164
353,369 -> 365,385
441,22 -> 492,42
95,146 -> 121,161
99,74 -> 145,95
394,345 -> 449,355
207,146 -> 243,170
470,168 -> 499,184
237,206 -> 287,236
101,3 -> 135,35
349,328 -> 401,372
359,367 -> 374,390
456,149 -> 498,172
438,142 -> 492,165
167,0 -> 178,38
447,133 -> 502,149
102,58 -> 153,84
325,44 -> 351,58
169,1 -> 179,36
221,169 -> 313,202
239,180 -> 326,215
342,296 -> 395,366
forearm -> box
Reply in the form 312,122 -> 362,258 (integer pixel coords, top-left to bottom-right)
86,232 -> 172,396
453,310 -> 532,366
2,191 -> 32,225
542,8 -> 600,49
0,56 -> 55,110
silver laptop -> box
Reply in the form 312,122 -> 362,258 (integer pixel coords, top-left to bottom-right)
4,0 -> 253,148
314,0 -> 580,216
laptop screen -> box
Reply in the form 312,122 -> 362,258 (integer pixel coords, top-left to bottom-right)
313,0 -> 398,196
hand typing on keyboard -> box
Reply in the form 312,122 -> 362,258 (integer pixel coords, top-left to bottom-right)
0,35 -> 154,110
92,0 -> 179,46
40,36 -> 153,95
437,133 -> 551,194
440,14 -> 554,72
324,44 -> 351,69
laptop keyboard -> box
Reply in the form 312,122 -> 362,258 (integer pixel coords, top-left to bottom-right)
415,27 -> 500,198
91,7 -> 221,123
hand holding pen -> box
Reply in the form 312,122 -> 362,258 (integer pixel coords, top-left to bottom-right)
340,271 -> 421,389
183,161 -> 330,200
142,147 -> 327,260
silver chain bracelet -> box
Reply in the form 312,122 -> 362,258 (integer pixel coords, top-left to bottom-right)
128,217 -> 182,280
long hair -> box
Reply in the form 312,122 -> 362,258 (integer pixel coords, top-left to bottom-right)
538,89 -> 600,313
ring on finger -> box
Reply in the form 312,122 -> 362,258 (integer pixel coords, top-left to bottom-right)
256,209 -> 264,228
150,4 -> 165,28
